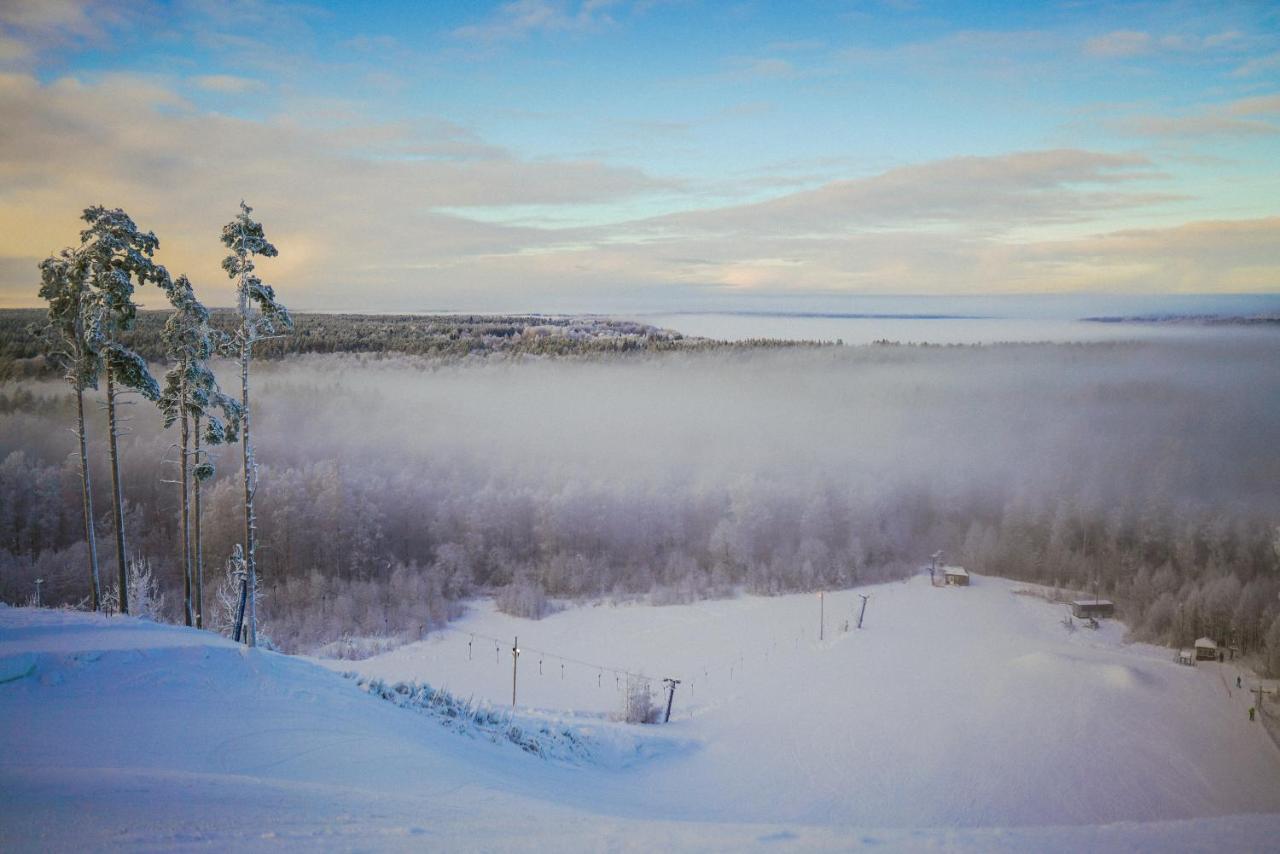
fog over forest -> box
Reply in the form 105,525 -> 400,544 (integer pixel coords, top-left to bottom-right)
2,334 -> 1279,663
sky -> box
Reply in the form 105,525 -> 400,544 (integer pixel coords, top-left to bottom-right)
1,0 -> 1278,312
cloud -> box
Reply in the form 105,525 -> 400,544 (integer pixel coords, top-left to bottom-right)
0,33 -> 30,63
6,65 -> 1245,310
408,151 -> 1216,301
1083,29 -> 1246,60
1084,30 -> 1152,58
1115,93 -> 1280,138
0,0 -> 100,36
0,72 -> 672,309
191,74 -> 265,94
0,0 -> 142,67
1017,217 -> 1280,292
1232,51 -> 1280,78
453,0 -> 623,43
631,150 -> 1169,239
1228,94 -> 1280,116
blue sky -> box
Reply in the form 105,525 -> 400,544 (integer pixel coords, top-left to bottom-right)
2,0 -> 1278,310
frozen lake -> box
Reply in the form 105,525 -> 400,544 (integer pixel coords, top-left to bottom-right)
621,294 -> 1280,344
632,312 -> 1212,344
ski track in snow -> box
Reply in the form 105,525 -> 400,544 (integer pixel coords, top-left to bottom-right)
3,574 -> 1280,851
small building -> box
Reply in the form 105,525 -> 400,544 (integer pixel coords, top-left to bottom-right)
1194,637 -> 1218,661
942,566 -> 969,587
1070,599 -> 1115,620
1177,649 -> 1196,666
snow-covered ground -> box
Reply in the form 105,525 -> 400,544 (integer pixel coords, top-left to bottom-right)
3,574 -> 1280,851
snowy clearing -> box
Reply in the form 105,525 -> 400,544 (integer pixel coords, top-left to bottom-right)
3,574 -> 1280,851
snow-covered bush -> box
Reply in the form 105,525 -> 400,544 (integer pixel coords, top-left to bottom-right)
353,676 -> 593,761
496,577 -> 551,620
101,558 -> 165,620
619,674 -> 659,724
212,546 -> 260,640
313,634 -> 403,660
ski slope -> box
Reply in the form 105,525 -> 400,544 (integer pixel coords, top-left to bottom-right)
3,574 -> 1280,851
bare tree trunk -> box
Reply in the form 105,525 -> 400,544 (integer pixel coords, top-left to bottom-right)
105,364 -> 129,615
240,336 -> 257,647
180,400 -> 192,626
76,385 -> 101,610
193,416 -> 204,630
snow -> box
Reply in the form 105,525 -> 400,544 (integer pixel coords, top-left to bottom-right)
3,575 -> 1280,851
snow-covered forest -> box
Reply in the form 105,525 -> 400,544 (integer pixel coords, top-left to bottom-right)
3,334 -> 1279,667
0,308 -> 815,382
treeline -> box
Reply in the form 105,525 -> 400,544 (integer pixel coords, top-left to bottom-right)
0,309 -> 826,382
961,504 -> 1280,663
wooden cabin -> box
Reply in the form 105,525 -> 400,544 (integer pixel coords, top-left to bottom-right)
1194,637 -> 1218,661
942,566 -> 969,587
1070,599 -> 1115,619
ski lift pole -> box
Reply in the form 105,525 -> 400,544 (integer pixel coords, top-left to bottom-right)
857,593 -> 871,629
663,678 -> 681,723
512,636 -> 520,709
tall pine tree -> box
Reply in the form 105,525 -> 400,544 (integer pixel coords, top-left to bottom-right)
159,274 -> 241,627
36,248 -> 104,609
79,206 -> 168,614
221,202 -> 291,646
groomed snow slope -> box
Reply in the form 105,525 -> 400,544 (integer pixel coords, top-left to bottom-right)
2,574 -> 1279,852
335,573 -> 1280,828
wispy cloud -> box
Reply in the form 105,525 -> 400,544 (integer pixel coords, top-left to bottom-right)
1084,30 -> 1152,58
453,0 -> 623,43
1232,51 -> 1280,78
634,150 -> 1170,238
0,0 -> 139,67
191,73 -> 266,94
1084,28 -> 1246,59
1115,93 -> 1280,138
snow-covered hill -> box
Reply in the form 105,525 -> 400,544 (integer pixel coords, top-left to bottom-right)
3,574 -> 1280,851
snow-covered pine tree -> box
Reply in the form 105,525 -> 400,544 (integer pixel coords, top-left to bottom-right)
78,206 -> 169,615
35,248 -> 103,609
221,202 -> 291,647
159,275 -> 242,627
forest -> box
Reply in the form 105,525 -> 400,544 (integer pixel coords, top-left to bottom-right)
0,307 -> 817,382
3,330 -> 1279,671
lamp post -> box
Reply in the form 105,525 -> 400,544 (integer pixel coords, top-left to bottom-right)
512,636 -> 520,708
819,591 -> 825,641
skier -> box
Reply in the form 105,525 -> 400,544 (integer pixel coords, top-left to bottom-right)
1237,676 -> 1242,689
1249,707 -> 1256,722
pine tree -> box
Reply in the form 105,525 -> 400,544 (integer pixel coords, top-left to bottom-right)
78,206 -> 168,614
35,248 -> 103,609
221,202 -> 291,647
158,275 -> 241,627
